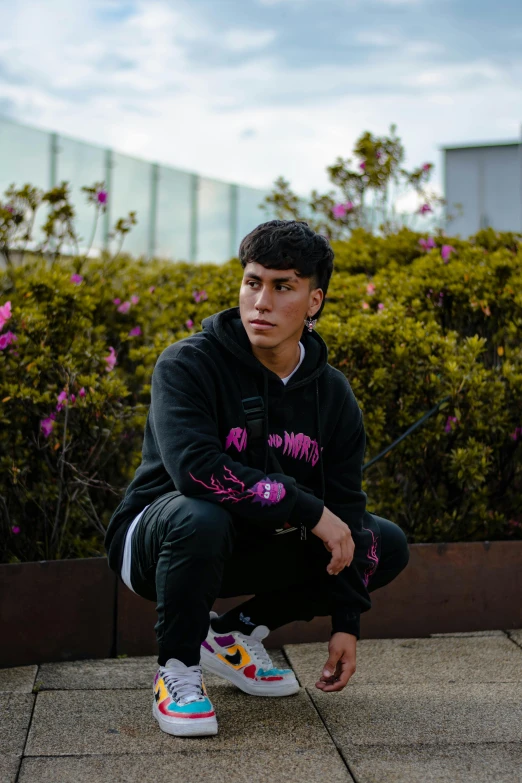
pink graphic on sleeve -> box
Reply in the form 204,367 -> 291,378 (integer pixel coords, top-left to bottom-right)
189,466 -> 286,506
361,525 -> 380,587
251,479 -> 286,506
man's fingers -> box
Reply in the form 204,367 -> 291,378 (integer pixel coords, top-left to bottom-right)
341,536 -> 350,570
343,533 -> 355,569
320,654 -> 339,681
318,658 -> 354,692
327,542 -> 343,575
327,536 -> 352,575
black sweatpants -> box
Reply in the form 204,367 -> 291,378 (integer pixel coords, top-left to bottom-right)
126,490 -> 410,666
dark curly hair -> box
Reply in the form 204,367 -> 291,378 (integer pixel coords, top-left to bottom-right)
238,220 -> 334,321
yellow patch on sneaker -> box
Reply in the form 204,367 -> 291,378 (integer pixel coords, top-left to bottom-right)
155,678 -> 169,702
216,644 -> 251,670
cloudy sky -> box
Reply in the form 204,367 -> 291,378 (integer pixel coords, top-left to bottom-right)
1,0 -> 521,202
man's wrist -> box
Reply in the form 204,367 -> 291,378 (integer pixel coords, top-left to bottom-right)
331,607 -> 361,640
287,488 -> 324,530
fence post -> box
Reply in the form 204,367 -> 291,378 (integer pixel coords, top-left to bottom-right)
229,183 -> 238,260
49,133 -> 59,189
148,163 -> 159,261
103,149 -> 113,253
190,173 -> 199,263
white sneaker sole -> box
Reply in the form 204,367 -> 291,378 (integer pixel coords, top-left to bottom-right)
201,648 -> 300,697
152,699 -> 218,736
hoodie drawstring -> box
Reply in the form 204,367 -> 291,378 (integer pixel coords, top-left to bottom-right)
315,378 -> 325,500
263,373 -> 269,475
261,374 -> 324,502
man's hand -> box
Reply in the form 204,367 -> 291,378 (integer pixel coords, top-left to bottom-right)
315,632 -> 357,692
311,506 -> 355,575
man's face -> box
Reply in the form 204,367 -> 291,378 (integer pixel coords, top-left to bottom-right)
239,261 -> 323,349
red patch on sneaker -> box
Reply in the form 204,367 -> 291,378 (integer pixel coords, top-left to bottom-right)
243,664 -> 257,679
260,676 -> 284,681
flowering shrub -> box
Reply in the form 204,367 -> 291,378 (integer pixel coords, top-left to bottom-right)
261,124 -> 444,237
1,226 -> 521,562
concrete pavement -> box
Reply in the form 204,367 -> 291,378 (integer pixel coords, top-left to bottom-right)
2,629 -> 521,782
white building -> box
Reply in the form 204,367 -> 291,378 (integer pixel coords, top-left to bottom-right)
442,136 -> 522,237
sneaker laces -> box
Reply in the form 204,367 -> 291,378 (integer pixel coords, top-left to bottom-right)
161,664 -> 205,706
237,633 -> 274,671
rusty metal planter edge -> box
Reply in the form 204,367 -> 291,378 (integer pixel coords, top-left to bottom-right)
1,540 -> 521,667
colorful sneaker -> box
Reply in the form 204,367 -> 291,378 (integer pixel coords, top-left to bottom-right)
152,658 -> 218,736
200,612 -> 299,697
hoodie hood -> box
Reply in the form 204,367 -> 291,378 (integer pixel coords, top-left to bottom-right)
201,306 -> 328,499
201,305 -> 328,389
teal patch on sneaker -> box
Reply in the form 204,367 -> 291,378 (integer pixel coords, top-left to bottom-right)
256,668 -> 292,677
167,696 -> 213,714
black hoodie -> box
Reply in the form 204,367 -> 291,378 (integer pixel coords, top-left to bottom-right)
104,306 -> 382,638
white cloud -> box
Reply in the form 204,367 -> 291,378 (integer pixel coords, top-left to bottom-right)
0,0 -> 520,206
222,28 -> 278,52
355,30 -> 401,47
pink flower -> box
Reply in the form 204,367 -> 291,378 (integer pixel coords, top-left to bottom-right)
444,415 -> 458,433
79,387 -> 86,397
376,150 -> 383,160
0,300 -> 12,329
113,298 -> 121,305
359,161 -> 366,170
70,394 -> 76,404
40,414 -> 56,438
11,526 -> 20,534
149,286 -> 156,294
97,190 -> 108,205
366,282 -> 375,296
185,319 -> 194,329
419,203 -> 432,215
104,346 -> 117,372
377,302 -> 385,311
332,201 -> 354,219
192,289 -> 208,303
510,426 -> 522,441
130,295 -> 140,305
422,163 -> 432,172
70,274 -> 83,285
419,237 -> 436,251
441,244 -> 454,262
362,301 -> 370,310
56,390 -> 68,412
117,301 -> 131,314
129,326 -> 142,337
0,331 -> 17,350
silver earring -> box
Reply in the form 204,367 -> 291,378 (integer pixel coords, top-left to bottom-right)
304,315 -> 317,332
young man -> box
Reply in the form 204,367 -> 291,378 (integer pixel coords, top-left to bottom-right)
104,219 -> 410,738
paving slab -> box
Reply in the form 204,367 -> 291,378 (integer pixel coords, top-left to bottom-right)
0,665 -> 37,693
284,636 -> 522,688
310,682 -> 522,746
0,755 -> 21,783
429,630 -> 507,637
0,693 -> 35,755
343,742 -> 522,783
19,749 -> 352,783
25,688 -> 331,756
37,650 -> 290,691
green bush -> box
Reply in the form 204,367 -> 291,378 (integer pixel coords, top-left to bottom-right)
1,229 -> 521,563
